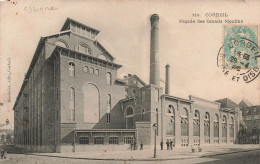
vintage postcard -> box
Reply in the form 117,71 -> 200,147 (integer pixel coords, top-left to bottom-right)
0,0 -> 259,163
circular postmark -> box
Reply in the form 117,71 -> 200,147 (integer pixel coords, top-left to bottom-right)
217,25 -> 260,83
217,39 -> 260,83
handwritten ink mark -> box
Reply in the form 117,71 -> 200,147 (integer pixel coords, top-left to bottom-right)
24,6 -> 58,13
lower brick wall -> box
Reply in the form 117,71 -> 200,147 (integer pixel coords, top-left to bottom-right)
135,122 -> 151,145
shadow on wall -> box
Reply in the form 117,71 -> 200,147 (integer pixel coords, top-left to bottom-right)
93,102 -> 125,129
60,102 -> 126,146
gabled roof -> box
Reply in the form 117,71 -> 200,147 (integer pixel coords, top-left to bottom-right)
61,17 -> 100,34
121,74 -> 147,87
215,98 -> 238,108
239,99 -> 253,108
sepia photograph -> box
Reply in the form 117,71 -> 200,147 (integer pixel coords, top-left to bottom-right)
0,0 -> 259,163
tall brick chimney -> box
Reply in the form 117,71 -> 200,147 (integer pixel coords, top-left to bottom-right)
150,14 -> 160,87
165,64 -> 170,94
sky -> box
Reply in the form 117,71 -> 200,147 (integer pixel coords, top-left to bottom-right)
0,0 -> 260,128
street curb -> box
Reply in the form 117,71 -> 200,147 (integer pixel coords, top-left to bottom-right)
27,148 -> 260,161
199,148 -> 260,158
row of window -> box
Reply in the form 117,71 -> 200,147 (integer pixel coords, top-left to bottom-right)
71,24 -> 96,40
79,137 -> 134,145
166,105 -> 235,138
56,40 -> 108,61
68,62 -> 112,84
83,66 -> 99,75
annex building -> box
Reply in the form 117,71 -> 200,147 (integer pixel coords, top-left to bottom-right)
13,14 -> 239,153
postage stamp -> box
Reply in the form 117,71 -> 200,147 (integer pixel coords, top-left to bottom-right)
223,25 -> 259,69
217,25 -> 260,83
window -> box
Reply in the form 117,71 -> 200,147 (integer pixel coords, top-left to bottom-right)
214,114 -> 219,138
251,116 -> 254,120
107,113 -> 111,124
166,105 -> 175,136
124,137 -> 134,144
222,115 -> 227,138
126,107 -> 133,115
76,45 -> 91,55
70,87 -> 75,121
55,41 -> 67,48
94,69 -> 99,75
181,108 -> 189,136
106,94 -> 111,124
83,66 -> 88,72
193,110 -> 200,136
126,107 -> 134,129
230,117 -> 234,138
94,137 -> 104,144
69,62 -> 75,77
106,72 -> 112,85
204,112 -> 210,137
109,137 -> 118,144
79,137 -> 89,144
89,67 -> 94,74
106,94 -> 111,113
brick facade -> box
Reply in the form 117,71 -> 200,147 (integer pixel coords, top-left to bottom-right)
13,17 -> 238,153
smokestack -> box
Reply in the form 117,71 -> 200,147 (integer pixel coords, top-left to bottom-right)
150,14 -> 160,87
165,64 -> 170,94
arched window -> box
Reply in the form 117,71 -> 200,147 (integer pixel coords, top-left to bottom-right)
55,41 -> 67,48
214,114 -> 219,138
94,69 -> 99,75
230,116 -> 234,139
166,105 -> 175,136
69,62 -> 75,77
106,72 -> 112,85
126,107 -> 134,129
89,67 -> 94,74
106,94 -> 111,113
222,115 -> 227,141
181,108 -> 189,136
193,110 -> 200,137
204,112 -> 210,137
70,87 -> 75,121
83,66 -> 88,72
106,94 -> 111,124
76,45 -> 91,55
83,84 -> 99,123
126,107 -> 133,115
